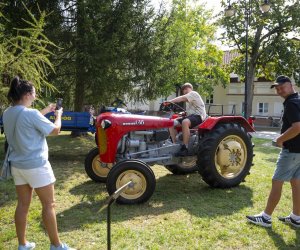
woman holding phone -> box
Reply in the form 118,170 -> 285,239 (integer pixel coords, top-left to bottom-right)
3,77 -> 75,250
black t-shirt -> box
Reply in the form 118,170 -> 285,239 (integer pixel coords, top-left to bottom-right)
281,93 -> 300,152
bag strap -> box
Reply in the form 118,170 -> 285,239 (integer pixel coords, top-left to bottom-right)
4,106 -> 25,155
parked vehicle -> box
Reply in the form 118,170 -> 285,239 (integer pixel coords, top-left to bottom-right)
85,102 -> 255,204
45,111 -> 96,133
1,111 -> 96,152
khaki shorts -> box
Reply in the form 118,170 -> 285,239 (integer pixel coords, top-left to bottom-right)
11,161 -> 56,188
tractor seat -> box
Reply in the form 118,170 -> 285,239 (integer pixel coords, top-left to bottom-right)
190,115 -> 209,130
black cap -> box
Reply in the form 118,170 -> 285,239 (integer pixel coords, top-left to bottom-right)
270,75 -> 292,88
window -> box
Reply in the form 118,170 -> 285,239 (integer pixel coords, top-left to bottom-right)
230,77 -> 239,83
258,103 -> 269,114
206,94 -> 214,104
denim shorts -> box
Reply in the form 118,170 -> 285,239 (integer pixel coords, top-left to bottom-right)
11,161 -> 56,188
273,149 -> 300,181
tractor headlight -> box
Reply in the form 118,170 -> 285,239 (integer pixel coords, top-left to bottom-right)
101,119 -> 112,129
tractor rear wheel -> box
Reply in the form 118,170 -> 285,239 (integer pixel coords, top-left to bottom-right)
106,160 -> 156,204
197,123 -> 253,188
84,147 -> 112,182
165,156 -> 198,175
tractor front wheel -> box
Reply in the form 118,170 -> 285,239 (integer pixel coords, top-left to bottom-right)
84,147 -> 112,182
106,160 -> 156,204
197,123 -> 253,188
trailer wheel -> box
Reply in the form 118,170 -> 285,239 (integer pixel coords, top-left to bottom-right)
197,123 -> 253,188
165,156 -> 198,175
106,160 -> 156,204
84,147 -> 112,182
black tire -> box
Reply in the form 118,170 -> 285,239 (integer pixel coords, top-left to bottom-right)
95,134 -> 98,146
165,156 -> 198,175
84,147 -> 112,183
197,123 -> 253,188
106,160 -> 156,204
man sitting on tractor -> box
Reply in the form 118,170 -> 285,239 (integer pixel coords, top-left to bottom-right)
164,83 -> 207,156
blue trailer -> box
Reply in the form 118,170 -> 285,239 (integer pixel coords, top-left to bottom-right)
0,111 -> 96,134
0,105 -> 134,134
44,111 -> 96,133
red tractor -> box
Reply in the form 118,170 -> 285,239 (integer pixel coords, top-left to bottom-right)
85,103 -> 255,204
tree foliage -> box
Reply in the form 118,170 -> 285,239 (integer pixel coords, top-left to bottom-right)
1,0 -> 228,112
56,0 -> 228,110
0,4 -> 56,108
156,0 -> 229,97
220,0 -> 300,116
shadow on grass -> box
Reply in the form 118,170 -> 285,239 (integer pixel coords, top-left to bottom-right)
266,226 -> 300,249
0,134 -> 95,207
57,172 -> 253,232
0,179 -> 16,207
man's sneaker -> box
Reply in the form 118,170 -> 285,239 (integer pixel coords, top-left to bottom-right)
246,214 -> 272,227
18,241 -> 36,250
278,215 -> 300,228
50,243 -> 76,250
175,145 -> 188,157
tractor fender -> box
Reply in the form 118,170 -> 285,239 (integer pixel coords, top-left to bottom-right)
198,116 -> 255,133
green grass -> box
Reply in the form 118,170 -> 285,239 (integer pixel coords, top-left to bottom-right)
0,134 -> 299,249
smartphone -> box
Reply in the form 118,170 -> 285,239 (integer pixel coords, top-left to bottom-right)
272,140 -> 278,147
56,98 -> 63,110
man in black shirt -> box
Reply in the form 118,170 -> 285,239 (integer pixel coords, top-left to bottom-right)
247,75 -> 300,228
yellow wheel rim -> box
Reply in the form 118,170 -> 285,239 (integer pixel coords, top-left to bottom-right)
116,170 -> 147,200
92,155 -> 112,178
215,135 -> 247,179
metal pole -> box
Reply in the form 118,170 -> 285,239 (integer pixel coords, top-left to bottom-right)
244,0 -> 250,119
107,200 -> 112,250
101,181 -> 133,250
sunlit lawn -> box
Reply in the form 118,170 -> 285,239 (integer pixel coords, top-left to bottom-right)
0,133 -> 299,249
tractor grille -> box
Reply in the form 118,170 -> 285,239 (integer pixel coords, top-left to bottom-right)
98,127 -> 107,154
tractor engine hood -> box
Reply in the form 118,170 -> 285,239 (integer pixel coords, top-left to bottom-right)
96,112 -> 175,130
95,112 -> 175,163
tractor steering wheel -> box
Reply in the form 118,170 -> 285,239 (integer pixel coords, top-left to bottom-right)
159,101 -> 186,113
111,98 -> 127,108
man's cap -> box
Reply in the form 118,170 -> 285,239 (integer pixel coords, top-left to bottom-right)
270,75 -> 292,88
181,82 -> 193,91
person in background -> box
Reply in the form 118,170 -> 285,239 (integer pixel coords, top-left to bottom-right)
3,77 -> 75,250
246,75 -> 300,228
164,83 -> 206,156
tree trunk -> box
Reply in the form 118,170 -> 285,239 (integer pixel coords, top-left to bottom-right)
246,25 -> 263,117
247,63 -> 256,117
72,0 -> 87,137
74,0 -> 86,112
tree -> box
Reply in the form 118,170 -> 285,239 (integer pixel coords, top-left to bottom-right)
0,5 -> 56,109
220,0 -> 300,117
63,0 -> 173,109
153,0 -> 229,97
1,0 -> 228,112
56,0 -> 228,110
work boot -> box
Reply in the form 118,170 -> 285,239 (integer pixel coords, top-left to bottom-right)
175,144 -> 188,157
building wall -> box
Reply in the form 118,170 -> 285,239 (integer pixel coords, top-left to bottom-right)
126,80 -> 299,119
126,93 -> 177,113
214,80 -> 300,118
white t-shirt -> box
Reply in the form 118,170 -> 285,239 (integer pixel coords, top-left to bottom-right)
184,91 -> 207,120
3,105 -> 55,169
